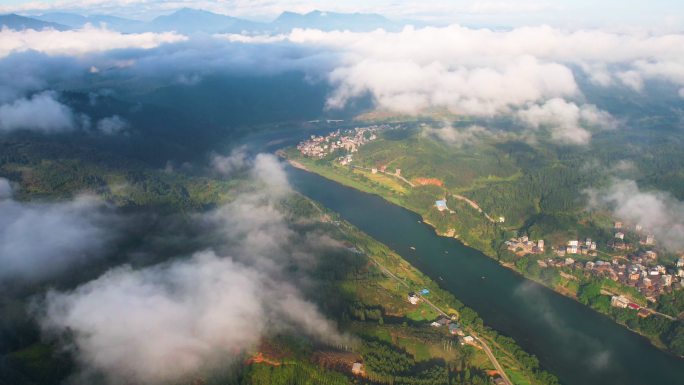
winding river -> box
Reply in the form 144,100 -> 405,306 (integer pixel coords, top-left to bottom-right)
285,165 -> 684,385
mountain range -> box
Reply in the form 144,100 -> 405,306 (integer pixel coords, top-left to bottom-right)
1,8 -> 406,33
0,13 -> 69,31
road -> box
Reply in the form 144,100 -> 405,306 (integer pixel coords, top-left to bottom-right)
367,257 -> 514,385
471,334 -> 513,385
451,194 -> 499,223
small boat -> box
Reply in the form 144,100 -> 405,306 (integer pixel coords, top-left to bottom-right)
410,246 -> 416,250
481,276 -> 486,279
438,276 -> 444,281
444,251 -> 448,254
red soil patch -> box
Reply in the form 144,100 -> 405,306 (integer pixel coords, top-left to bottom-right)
414,177 -> 444,187
245,352 -> 282,367
244,340 -> 289,366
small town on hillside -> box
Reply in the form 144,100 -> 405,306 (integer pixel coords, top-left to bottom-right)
296,125 -> 396,163
506,221 -> 684,311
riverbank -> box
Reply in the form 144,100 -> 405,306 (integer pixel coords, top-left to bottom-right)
280,151 -> 683,359
312,193 -> 559,385
405,200 -> 674,353
286,162 -> 684,385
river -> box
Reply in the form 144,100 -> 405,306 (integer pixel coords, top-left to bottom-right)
285,164 -> 684,385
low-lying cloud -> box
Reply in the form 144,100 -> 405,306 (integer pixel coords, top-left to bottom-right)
41,249 -> 345,384
0,25 -> 187,58
210,146 -> 250,176
0,177 -> 12,199
517,98 -> 616,144
38,154 -> 351,384
0,91 -> 76,133
0,181 -> 116,281
422,122 -> 495,147
587,179 -> 684,252
96,115 -> 129,134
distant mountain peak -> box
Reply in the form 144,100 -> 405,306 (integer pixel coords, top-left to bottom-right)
0,13 -> 70,31
172,8 -> 215,16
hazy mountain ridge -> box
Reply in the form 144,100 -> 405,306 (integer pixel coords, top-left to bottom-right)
0,13 -> 70,31
19,8 -> 403,33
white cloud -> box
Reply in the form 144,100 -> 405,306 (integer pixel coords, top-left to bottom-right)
616,70 -> 644,91
0,91 -> 76,133
0,177 -> 12,199
0,25 -> 187,58
422,122 -> 493,147
210,147 -> 249,176
588,179 -> 684,252
517,98 -> 614,145
326,55 -> 577,115
96,115 -> 129,134
226,25 -> 684,122
634,60 -> 684,86
0,194 -> 116,281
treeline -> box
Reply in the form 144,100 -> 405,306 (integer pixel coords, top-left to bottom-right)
240,362 -> 351,385
360,340 -> 481,385
0,137 -> 239,210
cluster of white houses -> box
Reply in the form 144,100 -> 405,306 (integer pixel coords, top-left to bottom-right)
508,219 -> 682,304
539,255 -> 684,303
555,238 -> 598,257
296,125 -> 389,161
505,235 -> 544,255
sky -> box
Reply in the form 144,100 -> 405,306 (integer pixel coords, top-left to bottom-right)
1,0 -> 683,30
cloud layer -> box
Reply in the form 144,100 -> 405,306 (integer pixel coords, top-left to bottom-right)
0,91 -> 76,133
0,25 -> 187,58
2,23 -> 684,143
96,115 -> 129,134
0,182 -> 116,281
216,25 -> 684,141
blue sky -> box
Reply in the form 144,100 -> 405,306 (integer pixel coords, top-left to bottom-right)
0,0 -> 682,29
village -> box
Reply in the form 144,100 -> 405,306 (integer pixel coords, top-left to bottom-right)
406,291 -> 509,385
506,221 -> 684,310
296,125 -> 396,162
